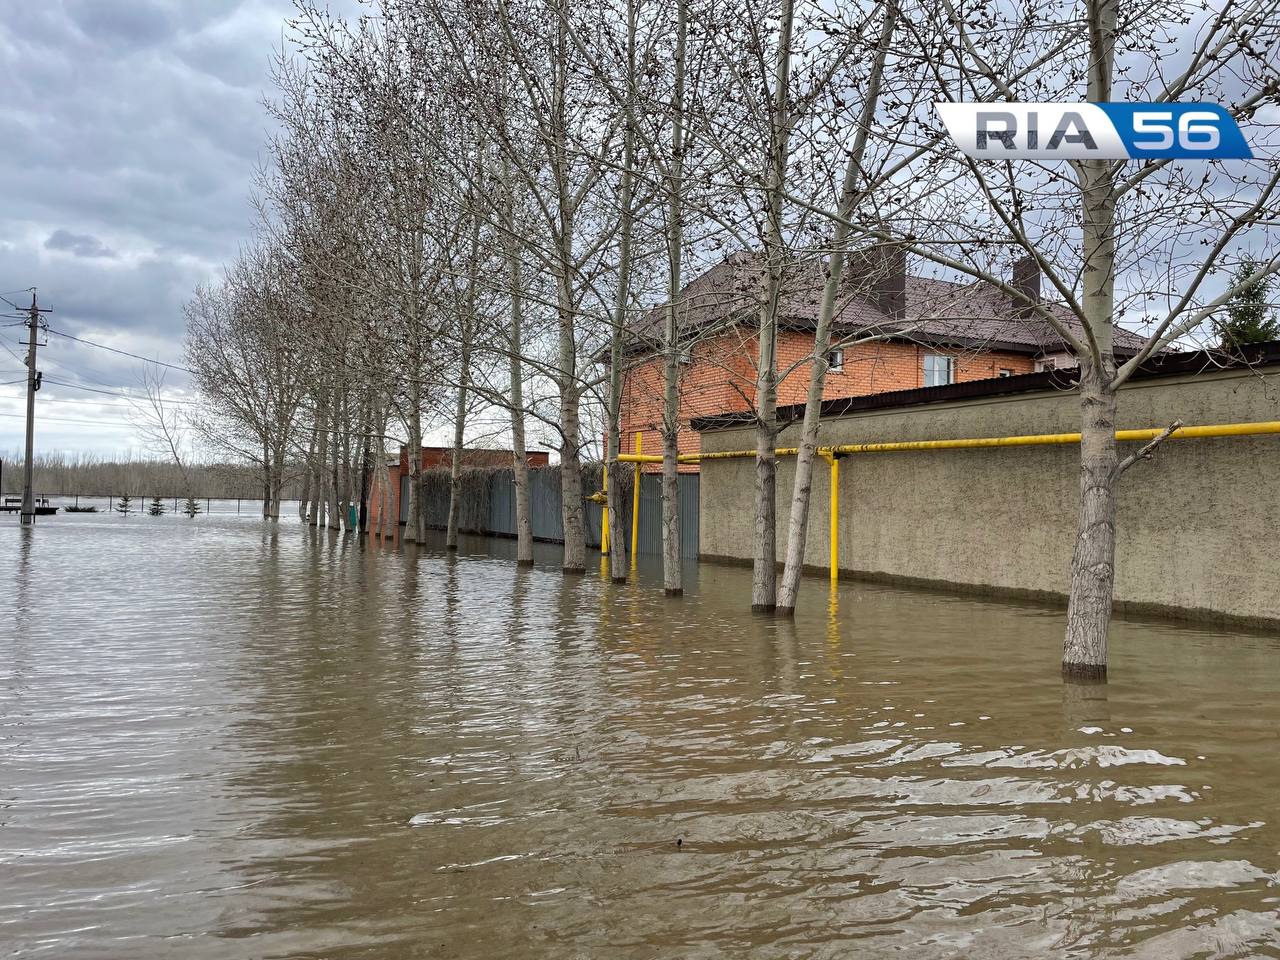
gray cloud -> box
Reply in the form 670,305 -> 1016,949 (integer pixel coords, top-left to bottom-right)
0,0 -> 312,453
44,229 -> 117,259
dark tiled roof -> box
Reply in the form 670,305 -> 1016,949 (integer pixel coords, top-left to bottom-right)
632,252 -> 1146,357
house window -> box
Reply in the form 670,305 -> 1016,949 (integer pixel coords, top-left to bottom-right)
998,367 -> 1014,378
923,353 -> 954,387
827,348 -> 844,372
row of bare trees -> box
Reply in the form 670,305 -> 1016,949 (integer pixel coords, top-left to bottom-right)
184,0 -> 1280,679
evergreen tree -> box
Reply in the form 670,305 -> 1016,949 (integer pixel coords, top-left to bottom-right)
183,495 -> 202,518
1215,258 -> 1279,350
149,496 -> 165,516
116,494 -> 133,516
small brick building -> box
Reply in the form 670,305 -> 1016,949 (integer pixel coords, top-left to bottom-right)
620,248 -> 1143,468
369,446 -> 549,528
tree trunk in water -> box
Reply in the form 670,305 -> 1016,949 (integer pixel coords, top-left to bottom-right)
448,203 -> 480,551
311,402 -> 329,527
559,393 -> 586,573
553,229 -> 584,571
1063,370 -> 1119,681
752,428 -> 778,612
445,380 -> 467,550
658,0 -> 686,596
661,436 -> 682,595
512,450 -> 533,565
548,9 -> 584,574
607,461 -> 628,583
328,407 -> 342,531
270,445 -> 285,521
1064,0 -> 1119,678
261,440 -> 271,520
504,175 -> 534,567
751,0 -> 794,613
776,1 -> 896,615
377,435 -> 393,539
298,423 -> 316,522
405,405 -> 423,544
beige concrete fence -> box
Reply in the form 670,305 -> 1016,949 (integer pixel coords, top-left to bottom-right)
697,360 -> 1280,628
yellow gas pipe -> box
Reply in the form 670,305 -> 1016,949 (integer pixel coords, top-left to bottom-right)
613,419 -> 1280,584
600,462 -> 609,554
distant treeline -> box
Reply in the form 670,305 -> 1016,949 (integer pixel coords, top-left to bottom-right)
0,453 -> 307,500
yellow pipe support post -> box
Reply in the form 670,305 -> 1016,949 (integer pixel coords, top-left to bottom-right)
601,462 -> 609,554
630,433 -> 642,566
828,453 -> 839,586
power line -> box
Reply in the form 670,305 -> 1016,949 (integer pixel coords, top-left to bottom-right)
45,327 -> 192,373
0,392 -> 144,408
0,411 -> 135,427
1,340 -> 26,367
38,377 -> 200,404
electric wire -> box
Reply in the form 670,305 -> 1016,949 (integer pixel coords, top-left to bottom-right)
0,412 -> 135,427
45,327 -> 192,373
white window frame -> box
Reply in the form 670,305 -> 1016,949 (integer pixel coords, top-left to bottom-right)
923,353 -> 955,387
827,347 -> 844,372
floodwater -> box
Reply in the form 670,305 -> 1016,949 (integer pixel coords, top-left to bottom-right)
2,513 -> 1279,959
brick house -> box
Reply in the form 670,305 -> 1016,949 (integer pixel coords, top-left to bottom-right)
620,248 -> 1144,467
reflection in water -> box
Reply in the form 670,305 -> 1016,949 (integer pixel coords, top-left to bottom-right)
1,513 -> 1279,958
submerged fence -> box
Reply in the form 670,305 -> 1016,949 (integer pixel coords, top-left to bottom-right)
401,466 -> 699,559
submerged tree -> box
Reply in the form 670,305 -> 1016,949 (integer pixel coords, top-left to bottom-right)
116,493 -> 133,516
805,0 -> 1280,679
148,496 -> 165,517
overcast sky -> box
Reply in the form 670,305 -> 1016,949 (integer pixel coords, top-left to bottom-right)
0,0 -> 305,458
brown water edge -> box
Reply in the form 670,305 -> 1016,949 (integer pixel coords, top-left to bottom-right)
2,514 -> 1279,958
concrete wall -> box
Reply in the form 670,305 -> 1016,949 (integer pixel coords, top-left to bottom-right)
699,367 -> 1280,627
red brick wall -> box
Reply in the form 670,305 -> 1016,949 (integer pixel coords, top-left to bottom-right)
619,332 -> 1034,468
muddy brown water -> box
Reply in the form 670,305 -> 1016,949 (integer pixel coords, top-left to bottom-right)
2,513 -> 1279,958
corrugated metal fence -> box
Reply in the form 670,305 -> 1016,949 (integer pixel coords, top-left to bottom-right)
400,467 -> 699,558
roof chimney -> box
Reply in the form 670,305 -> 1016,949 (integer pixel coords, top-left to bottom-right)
1012,255 -> 1040,319
869,244 -> 906,323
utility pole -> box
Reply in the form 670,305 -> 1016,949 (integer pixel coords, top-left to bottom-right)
18,290 -> 50,527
